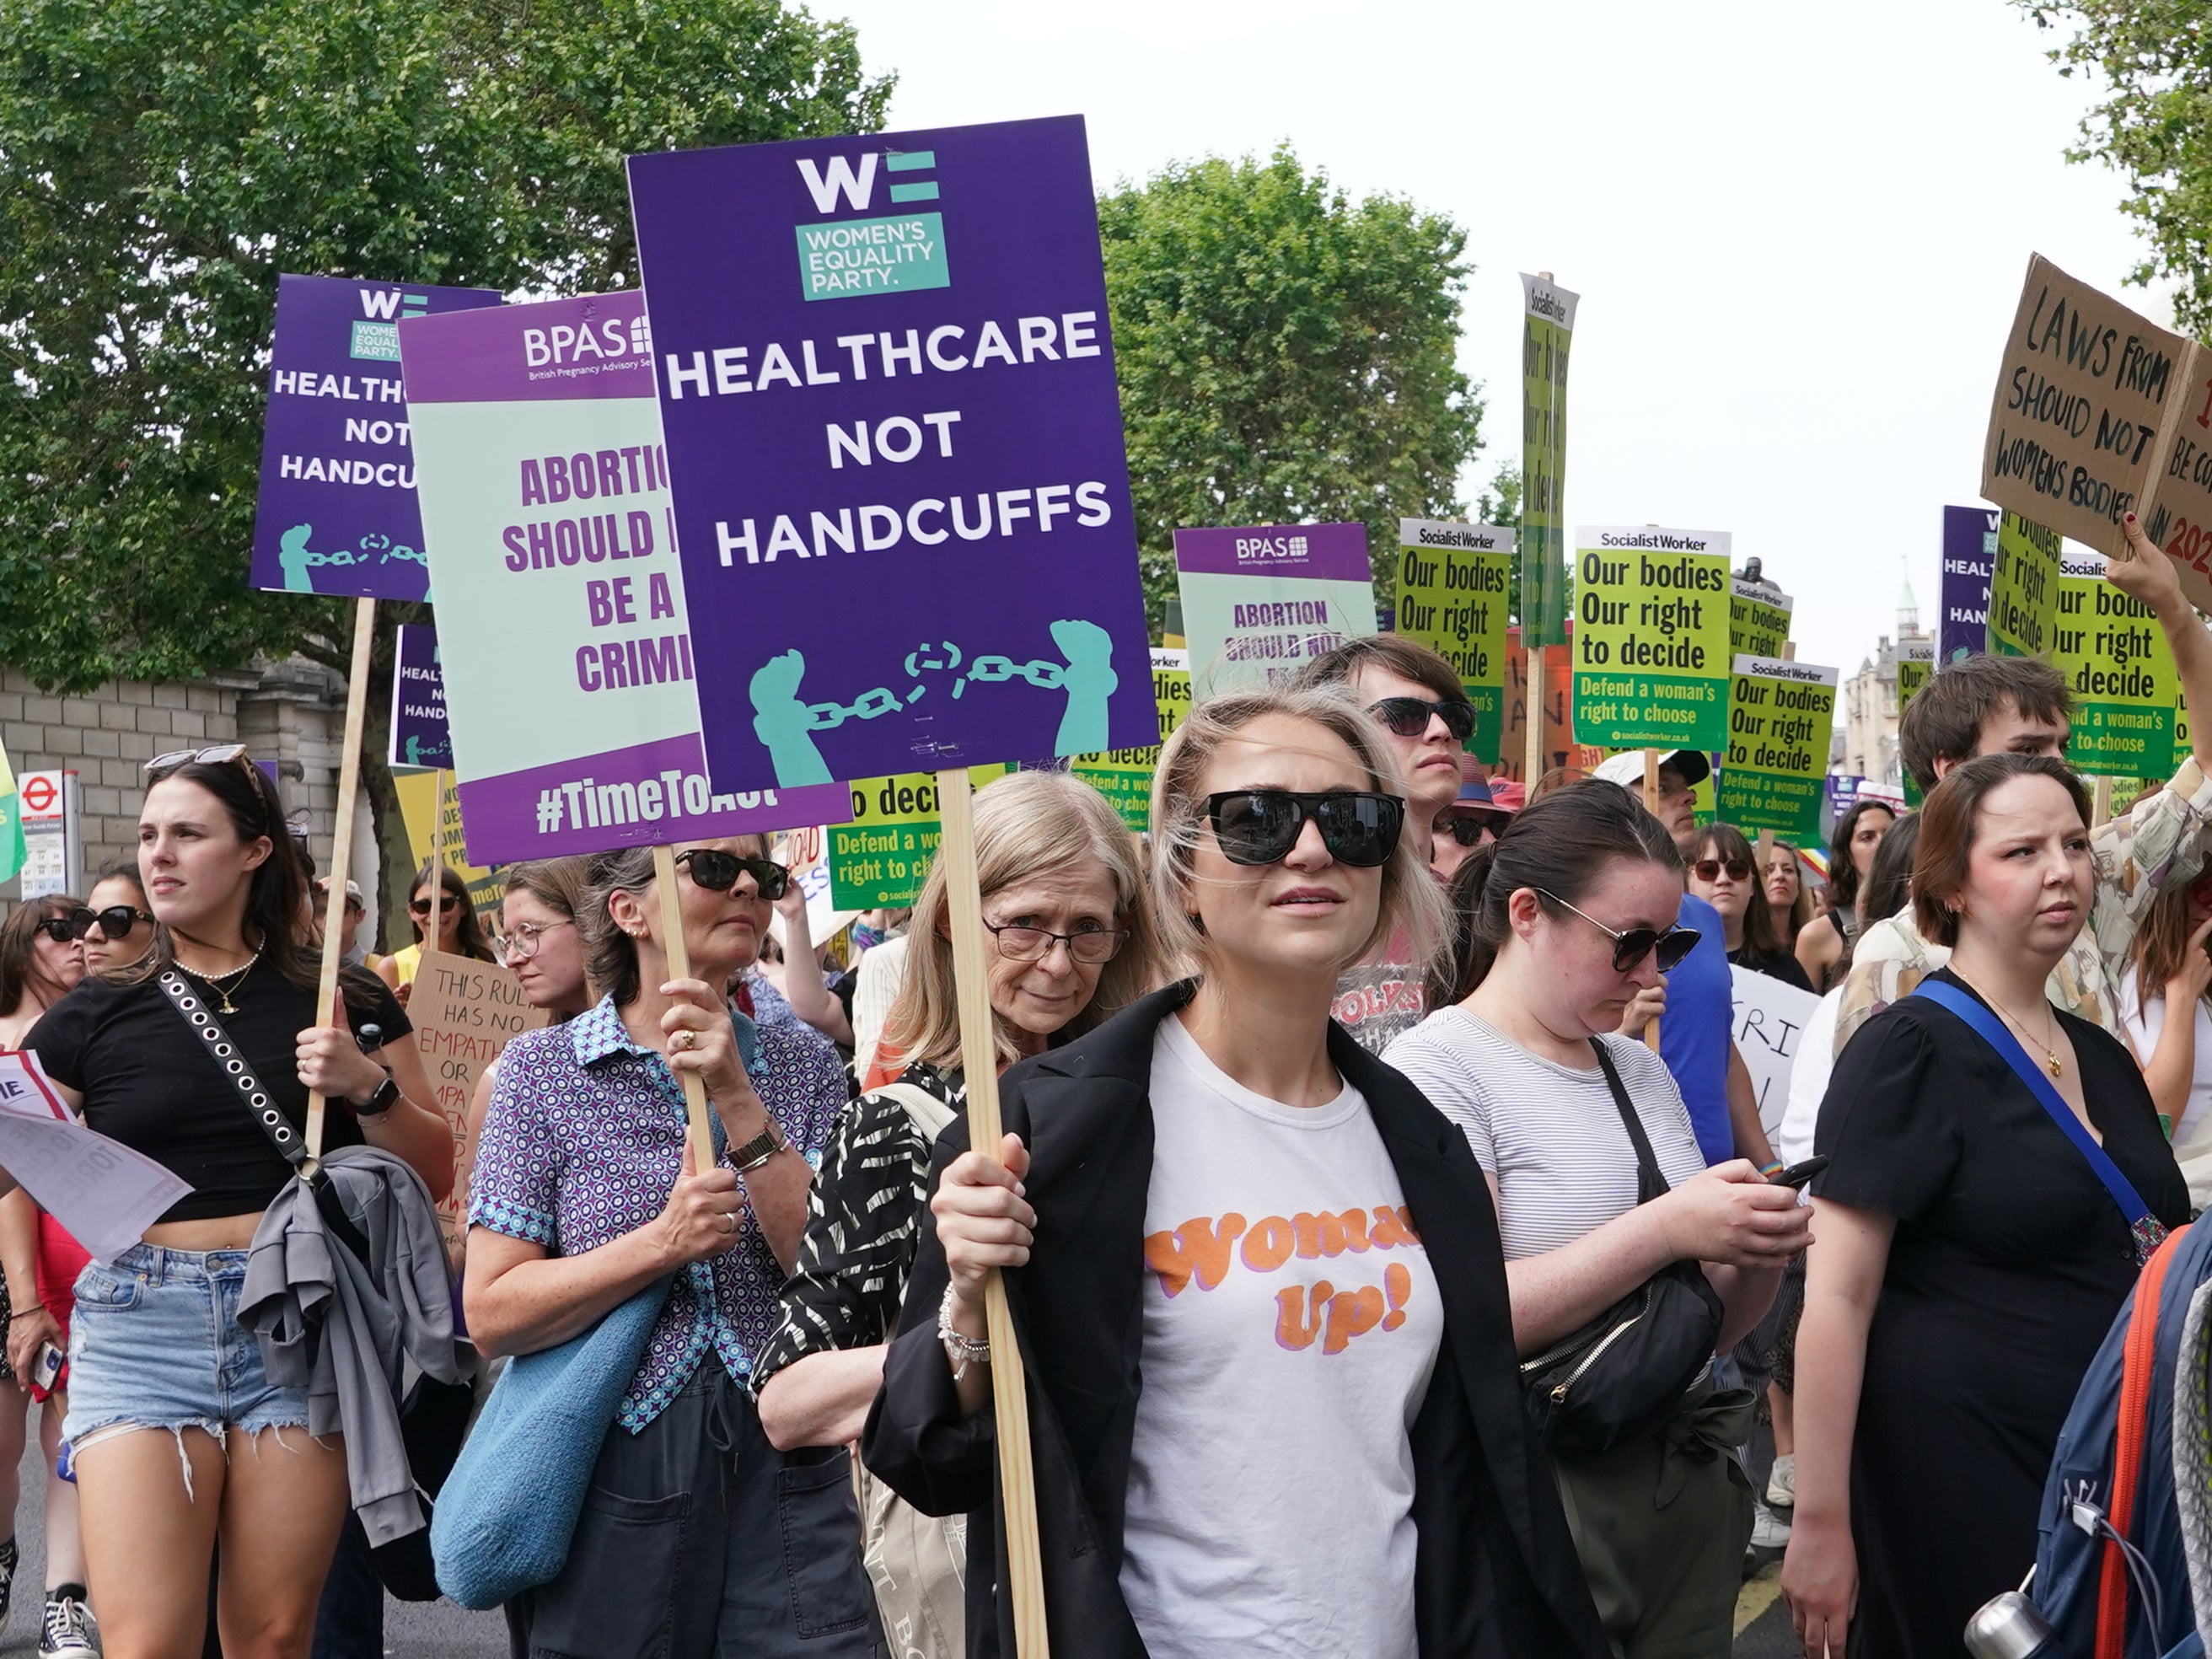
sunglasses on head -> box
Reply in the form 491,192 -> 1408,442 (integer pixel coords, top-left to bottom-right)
1691,856 -> 1754,883
30,918 -> 75,946
144,743 -> 251,775
1201,791 -> 1404,869
1534,888 -> 1702,974
675,849 -> 791,900
68,905 -> 152,941
1366,697 -> 1477,742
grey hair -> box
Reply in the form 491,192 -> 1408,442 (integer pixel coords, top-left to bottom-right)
577,835 -> 770,1009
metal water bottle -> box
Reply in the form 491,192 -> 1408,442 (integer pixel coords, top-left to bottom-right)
1962,1590 -> 2056,1658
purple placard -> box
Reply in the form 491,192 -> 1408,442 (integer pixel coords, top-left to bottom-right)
1170,522 -> 1371,579
627,116 -> 1157,792
250,275 -> 501,600
1941,505 -> 1995,664
389,625 -> 450,770
403,290 -> 654,405
455,735 -> 848,861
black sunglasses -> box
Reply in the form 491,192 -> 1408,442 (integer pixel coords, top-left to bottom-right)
1442,812 -> 1506,848
675,849 -> 791,900
1201,791 -> 1404,869
1534,888 -> 1701,974
68,905 -> 153,941
30,918 -> 75,945
1367,696 -> 1476,742
1691,856 -> 1754,883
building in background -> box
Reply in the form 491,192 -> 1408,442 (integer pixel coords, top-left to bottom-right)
1838,577 -> 1932,792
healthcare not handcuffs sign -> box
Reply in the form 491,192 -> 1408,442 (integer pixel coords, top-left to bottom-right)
628,116 -> 1157,792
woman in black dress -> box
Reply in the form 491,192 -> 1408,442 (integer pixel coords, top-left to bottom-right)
1781,754 -> 2188,1658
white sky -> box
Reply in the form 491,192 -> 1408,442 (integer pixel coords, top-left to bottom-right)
825,0 -> 2162,675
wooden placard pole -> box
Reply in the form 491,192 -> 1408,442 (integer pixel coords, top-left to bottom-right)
427,768 -> 446,953
1524,646 -> 1546,787
650,843 -> 719,1176
935,765 -> 1050,1659
1643,746 -> 1664,1053
2092,776 -> 2114,831
1753,642 -> 1796,873
305,596 -> 378,1159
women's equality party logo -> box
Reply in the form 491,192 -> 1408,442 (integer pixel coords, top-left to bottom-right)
792,148 -> 948,301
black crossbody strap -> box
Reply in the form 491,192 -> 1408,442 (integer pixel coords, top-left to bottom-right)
1589,1038 -> 1672,1205
157,969 -> 311,1172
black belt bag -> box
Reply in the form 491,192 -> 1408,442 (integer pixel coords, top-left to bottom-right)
1518,1039 -> 1724,1456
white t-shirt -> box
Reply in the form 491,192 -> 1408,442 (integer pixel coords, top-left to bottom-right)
2119,965 -> 2212,1207
1119,1017 -> 1442,1659
1382,1007 -> 1705,1260
1777,989 -> 1843,1170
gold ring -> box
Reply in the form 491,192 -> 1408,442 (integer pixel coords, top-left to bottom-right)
670,1029 -> 695,1052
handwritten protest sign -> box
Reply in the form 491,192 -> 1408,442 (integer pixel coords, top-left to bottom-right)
1941,506 -> 1997,663
1730,967 -> 1820,1140
828,766 -> 1010,908
1715,656 -> 1837,843
1729,581 -> 1793,663
1988,510 -> 2064,658
1175,523 -> 1376,695
389,625 -> 450,770
628,117 -> 1157,792
1072,648 -> 1189,832
2052,550 -> 2178,777
251,276 -> 499,600
1571,528 -> 1731,752
399,291 -> 847,861
1519,274 -> 1577,648
1394,520 -> 1511,759
1496,625 -> 1603,784
406,949 -> 549,1243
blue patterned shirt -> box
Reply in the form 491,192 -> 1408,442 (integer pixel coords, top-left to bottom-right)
468,993 -> 846,1431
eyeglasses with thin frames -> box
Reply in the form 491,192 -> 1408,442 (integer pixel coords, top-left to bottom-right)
496,919 -> 574,961
983,919 -> 1129,965
1533,888 -> 1701,974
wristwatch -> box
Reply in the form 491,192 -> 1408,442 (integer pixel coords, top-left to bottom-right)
728,1120 -> 790,1173
349,1070 -> 402,1119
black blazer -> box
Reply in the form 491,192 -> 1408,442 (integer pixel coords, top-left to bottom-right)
860,984 -> 1608,1659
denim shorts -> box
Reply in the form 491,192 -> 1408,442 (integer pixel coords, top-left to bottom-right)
62,1243 -> 311,1452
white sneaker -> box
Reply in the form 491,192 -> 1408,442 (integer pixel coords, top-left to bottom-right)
1749,1502 -> 1792,1551
40,1592 -> 97,1658
1766,1452 -> 1797,1508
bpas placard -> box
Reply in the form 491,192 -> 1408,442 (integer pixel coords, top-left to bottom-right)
399,290 -> 847,862
828,767 -> 1009,908
1715,656 -> 1837,844
1072,648 -> 1189,833
1175,523 -> 1377,696
628,117 -> 1157,792
1570,528 -> 1731,753
2053,551 -> 2178,779
1394,520 -> 1511,760
389,625 -> 450,770
251,275 -> 500,601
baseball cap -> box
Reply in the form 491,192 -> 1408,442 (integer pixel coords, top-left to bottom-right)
1591,749 -> 1711,790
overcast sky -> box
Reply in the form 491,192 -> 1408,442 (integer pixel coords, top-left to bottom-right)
826,0 -> 2158,675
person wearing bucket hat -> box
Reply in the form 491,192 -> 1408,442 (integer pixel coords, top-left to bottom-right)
1432,760 -> 1519,882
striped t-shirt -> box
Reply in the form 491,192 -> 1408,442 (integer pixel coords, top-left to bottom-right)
1383,1007 -> 1705,1261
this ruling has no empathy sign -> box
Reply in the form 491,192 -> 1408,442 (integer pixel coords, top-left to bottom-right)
398,289 -> 847,862
251,275 -> 500,603
627,116 -> 1158,793
1174,522 -> 1377,697
1715,656 -> 1837,843
1571,527 -> 1731,753
1394,519 -> 1511,760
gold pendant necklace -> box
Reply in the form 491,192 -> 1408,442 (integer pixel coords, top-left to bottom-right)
180,945 -> 261,1015
1960,974 -> 2064,1077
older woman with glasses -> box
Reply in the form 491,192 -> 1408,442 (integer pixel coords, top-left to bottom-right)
464,837 -> 875,1659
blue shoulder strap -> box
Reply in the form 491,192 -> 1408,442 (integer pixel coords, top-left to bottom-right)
1912,978 -> 2166,1264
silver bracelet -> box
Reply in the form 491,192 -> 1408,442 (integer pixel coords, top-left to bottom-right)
937,1286 -> 991,1379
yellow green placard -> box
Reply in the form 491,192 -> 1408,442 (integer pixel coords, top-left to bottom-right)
1394,519 -> 1512,760
2054,551 -> 2178,778
1715,654 -> 1837,842
1987,509 -> 2062,658
1571,527 -> 1732,752
1518,276 -> 1578,648
1898,640 -> 1935,807
827,765 -> 1010,909
1729,580 -> 1793,662
1072,648 -> 1188,832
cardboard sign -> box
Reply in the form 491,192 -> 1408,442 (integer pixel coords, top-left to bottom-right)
1730,966 -> 1822,1140
1941,506 -> 1996,663
399,291 -> 848,861
827,766 -> 1010,908
1519,274 -> 1577,649
389,625 -> 451,770
628,117 -> 1157,791
1987,509 -> 2064,658
405,948 -> 550,1243
1715,655 -> 1838,843
1570,527 -> 1732,752
1071,647 -> 1189,833
1174,522 -> 1376,695
2053,550 -> 2179,778
1728,580 -> 1793,663
1394,519 -> 1512,759
250,275 -> 500,599
770,824 -> 857,952
1497,624 -> 1603,782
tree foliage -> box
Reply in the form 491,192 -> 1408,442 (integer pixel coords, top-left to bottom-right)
2019,0 -> 2212,334
1097,147 -> 1487,625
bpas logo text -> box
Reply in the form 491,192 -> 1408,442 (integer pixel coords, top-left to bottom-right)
792,148 -> 948,302
350,288 -> 427,362
523,314 -> 651,368
1235,534 -> 1312,561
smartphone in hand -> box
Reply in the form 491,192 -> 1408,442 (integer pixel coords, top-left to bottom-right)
1769,1155 -> 1831,1189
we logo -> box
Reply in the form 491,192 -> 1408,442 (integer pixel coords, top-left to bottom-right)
797,154 -> 878,214
351,287 -> 426,362
791,148 -> 947,303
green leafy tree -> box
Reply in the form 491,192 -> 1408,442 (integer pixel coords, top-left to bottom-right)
2018,0 -> 2212,332
1098,147 -> 1487,628
0,0 -> 888,938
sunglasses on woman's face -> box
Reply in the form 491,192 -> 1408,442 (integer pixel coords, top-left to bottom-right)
1366,697 -> 1477,742
675,849 -> 791,900
68,905 -> 153,941
1691,856 -> 1753,883
1201,791 -> 1404,868
1535,888 -> 1702,974
408,895 -> 453,916
30,918 -> 75,946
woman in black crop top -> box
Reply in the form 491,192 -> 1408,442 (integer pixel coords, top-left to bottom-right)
22,750 -> 454,1659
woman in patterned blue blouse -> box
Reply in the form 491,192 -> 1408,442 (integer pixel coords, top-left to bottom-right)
464,835 -> 878,1659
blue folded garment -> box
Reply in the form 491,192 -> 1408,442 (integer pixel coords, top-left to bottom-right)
431,1277 -> 670,1609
